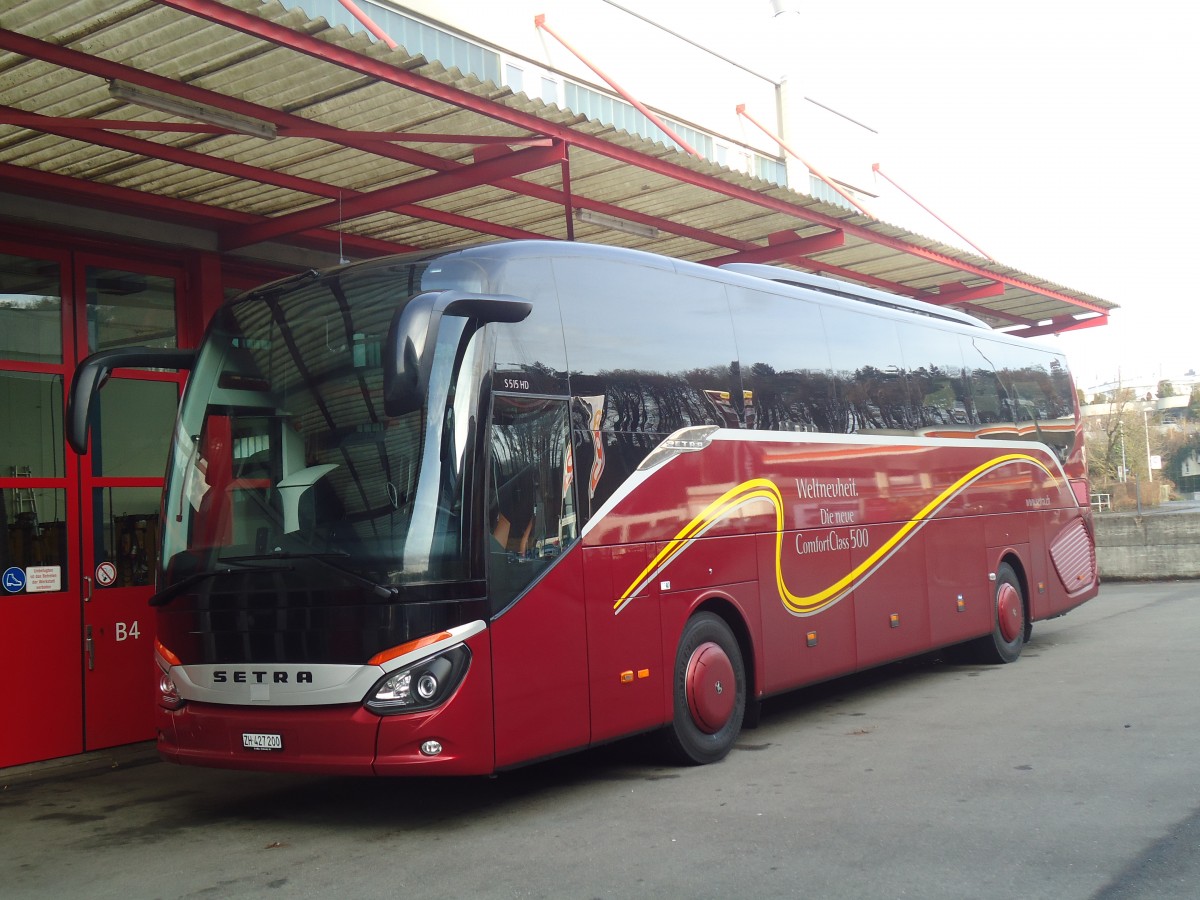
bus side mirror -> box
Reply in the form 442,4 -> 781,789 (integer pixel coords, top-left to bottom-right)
383,291 -> 531,417
67,347 -> 197,454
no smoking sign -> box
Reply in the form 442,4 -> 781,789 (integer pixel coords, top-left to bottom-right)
95,561 -> 117,587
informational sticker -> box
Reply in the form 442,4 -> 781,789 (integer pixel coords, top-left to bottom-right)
95,561 -> 118,587
2,567 -> 25,593
26,566 -> 61,593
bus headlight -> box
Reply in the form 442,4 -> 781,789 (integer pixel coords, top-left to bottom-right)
365,644 -> 471,715
157,664 -> 184,710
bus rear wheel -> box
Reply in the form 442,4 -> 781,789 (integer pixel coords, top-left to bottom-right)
963,562 -> 1026,664
660,612 -> 746,765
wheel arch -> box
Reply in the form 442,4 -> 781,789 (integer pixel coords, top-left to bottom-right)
997,551 -> 1034,643
998,551 -> 1031,620
693,592 -> 758,704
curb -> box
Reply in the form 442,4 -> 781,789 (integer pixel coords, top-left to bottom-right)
1,741 -> 160,791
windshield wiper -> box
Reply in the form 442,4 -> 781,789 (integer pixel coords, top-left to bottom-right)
149,558 -> 292,607
220,551 -> 398,599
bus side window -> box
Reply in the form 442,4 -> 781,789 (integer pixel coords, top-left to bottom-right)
487,395 -> 575,613
897,322 -> 972,433
968,366 -> 1013,429
555,258 -> 738,435
964,338 -> 1019,438
998,355 -> 1078,461
822,306 -> 910,434
724,284 -> 836,434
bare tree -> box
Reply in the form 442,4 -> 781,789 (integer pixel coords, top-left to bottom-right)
1085,385 -> 1143,486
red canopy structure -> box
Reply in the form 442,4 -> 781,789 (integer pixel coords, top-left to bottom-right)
0,0 -> 1113,336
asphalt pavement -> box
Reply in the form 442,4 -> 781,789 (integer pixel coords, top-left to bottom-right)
3,580 -> 1199,900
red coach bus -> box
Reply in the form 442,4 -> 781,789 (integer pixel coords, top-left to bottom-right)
68,241 -> 1098,774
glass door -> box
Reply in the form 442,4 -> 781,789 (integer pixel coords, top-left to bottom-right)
0,245 -> 81,768
74,256 -> 185,751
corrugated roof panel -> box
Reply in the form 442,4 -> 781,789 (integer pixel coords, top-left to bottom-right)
0,0 -> 1114,333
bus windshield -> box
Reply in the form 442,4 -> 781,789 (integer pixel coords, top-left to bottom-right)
158,258 -> 492,595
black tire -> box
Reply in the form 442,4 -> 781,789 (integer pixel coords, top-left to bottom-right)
962,562 -> 1027,664
660,612 -> 746,765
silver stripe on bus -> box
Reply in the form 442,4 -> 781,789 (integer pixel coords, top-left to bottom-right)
581,427 -> 1078,541
167,620 -> 487,707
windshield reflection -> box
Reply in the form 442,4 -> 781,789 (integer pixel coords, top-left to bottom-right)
159,261 -> 490,593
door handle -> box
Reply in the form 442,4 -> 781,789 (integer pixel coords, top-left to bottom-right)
86,625 -> 95,671
83,575 -> 93,603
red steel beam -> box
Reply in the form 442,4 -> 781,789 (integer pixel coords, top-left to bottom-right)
0,27 -> 564,178
0,111 -> 554,144
923,281 -> 1006,306
0,162 -> 410,258
960,304 -> 1032,326
221,141 -> 566,249
703,229 -> 845,266
1,106 -> 553,244
1007,314 -> 1108,338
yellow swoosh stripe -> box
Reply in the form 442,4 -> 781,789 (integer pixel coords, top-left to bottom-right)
615,453 -> 1054,616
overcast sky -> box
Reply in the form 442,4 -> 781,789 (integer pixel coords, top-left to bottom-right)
633,0 -> 1198,391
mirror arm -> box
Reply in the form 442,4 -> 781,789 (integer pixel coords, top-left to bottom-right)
384,291 -> 531,417
67,347 -> 197,454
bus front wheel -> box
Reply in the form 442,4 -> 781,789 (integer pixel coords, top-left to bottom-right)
660,612 -> 746,765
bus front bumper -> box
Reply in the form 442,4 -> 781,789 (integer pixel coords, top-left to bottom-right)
156,655 -> 495,776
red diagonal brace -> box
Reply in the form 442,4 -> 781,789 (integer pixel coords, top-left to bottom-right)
534,13 -> 702,158
737,104 -> 874,218
922,282 -> 1005,306
704,229 -> 845,266
872,164 -> 992,261
221,141 -> 565,249
1008,314 -> 1108,338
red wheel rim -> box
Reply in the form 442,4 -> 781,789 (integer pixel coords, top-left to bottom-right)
997,582 -> 1023,643
685,641 -> 736,734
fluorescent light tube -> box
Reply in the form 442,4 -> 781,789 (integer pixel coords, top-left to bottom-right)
107,80 -> 277,140
575,208 -> 659,239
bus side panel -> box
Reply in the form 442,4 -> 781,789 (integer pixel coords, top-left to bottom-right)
853,526 -> 930,669
656,533 -> 758,594
758,529 -> 857,696
1025,510 -> 1053,621
984,508 -> 1029,551
491,549 -> 589,768
584,544 -> 666,744
925,516 -> 992,648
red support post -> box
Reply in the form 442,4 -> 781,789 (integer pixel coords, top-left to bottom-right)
337,0 -> 398,50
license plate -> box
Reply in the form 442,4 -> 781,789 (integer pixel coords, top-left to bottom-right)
242,732 -> 283,751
